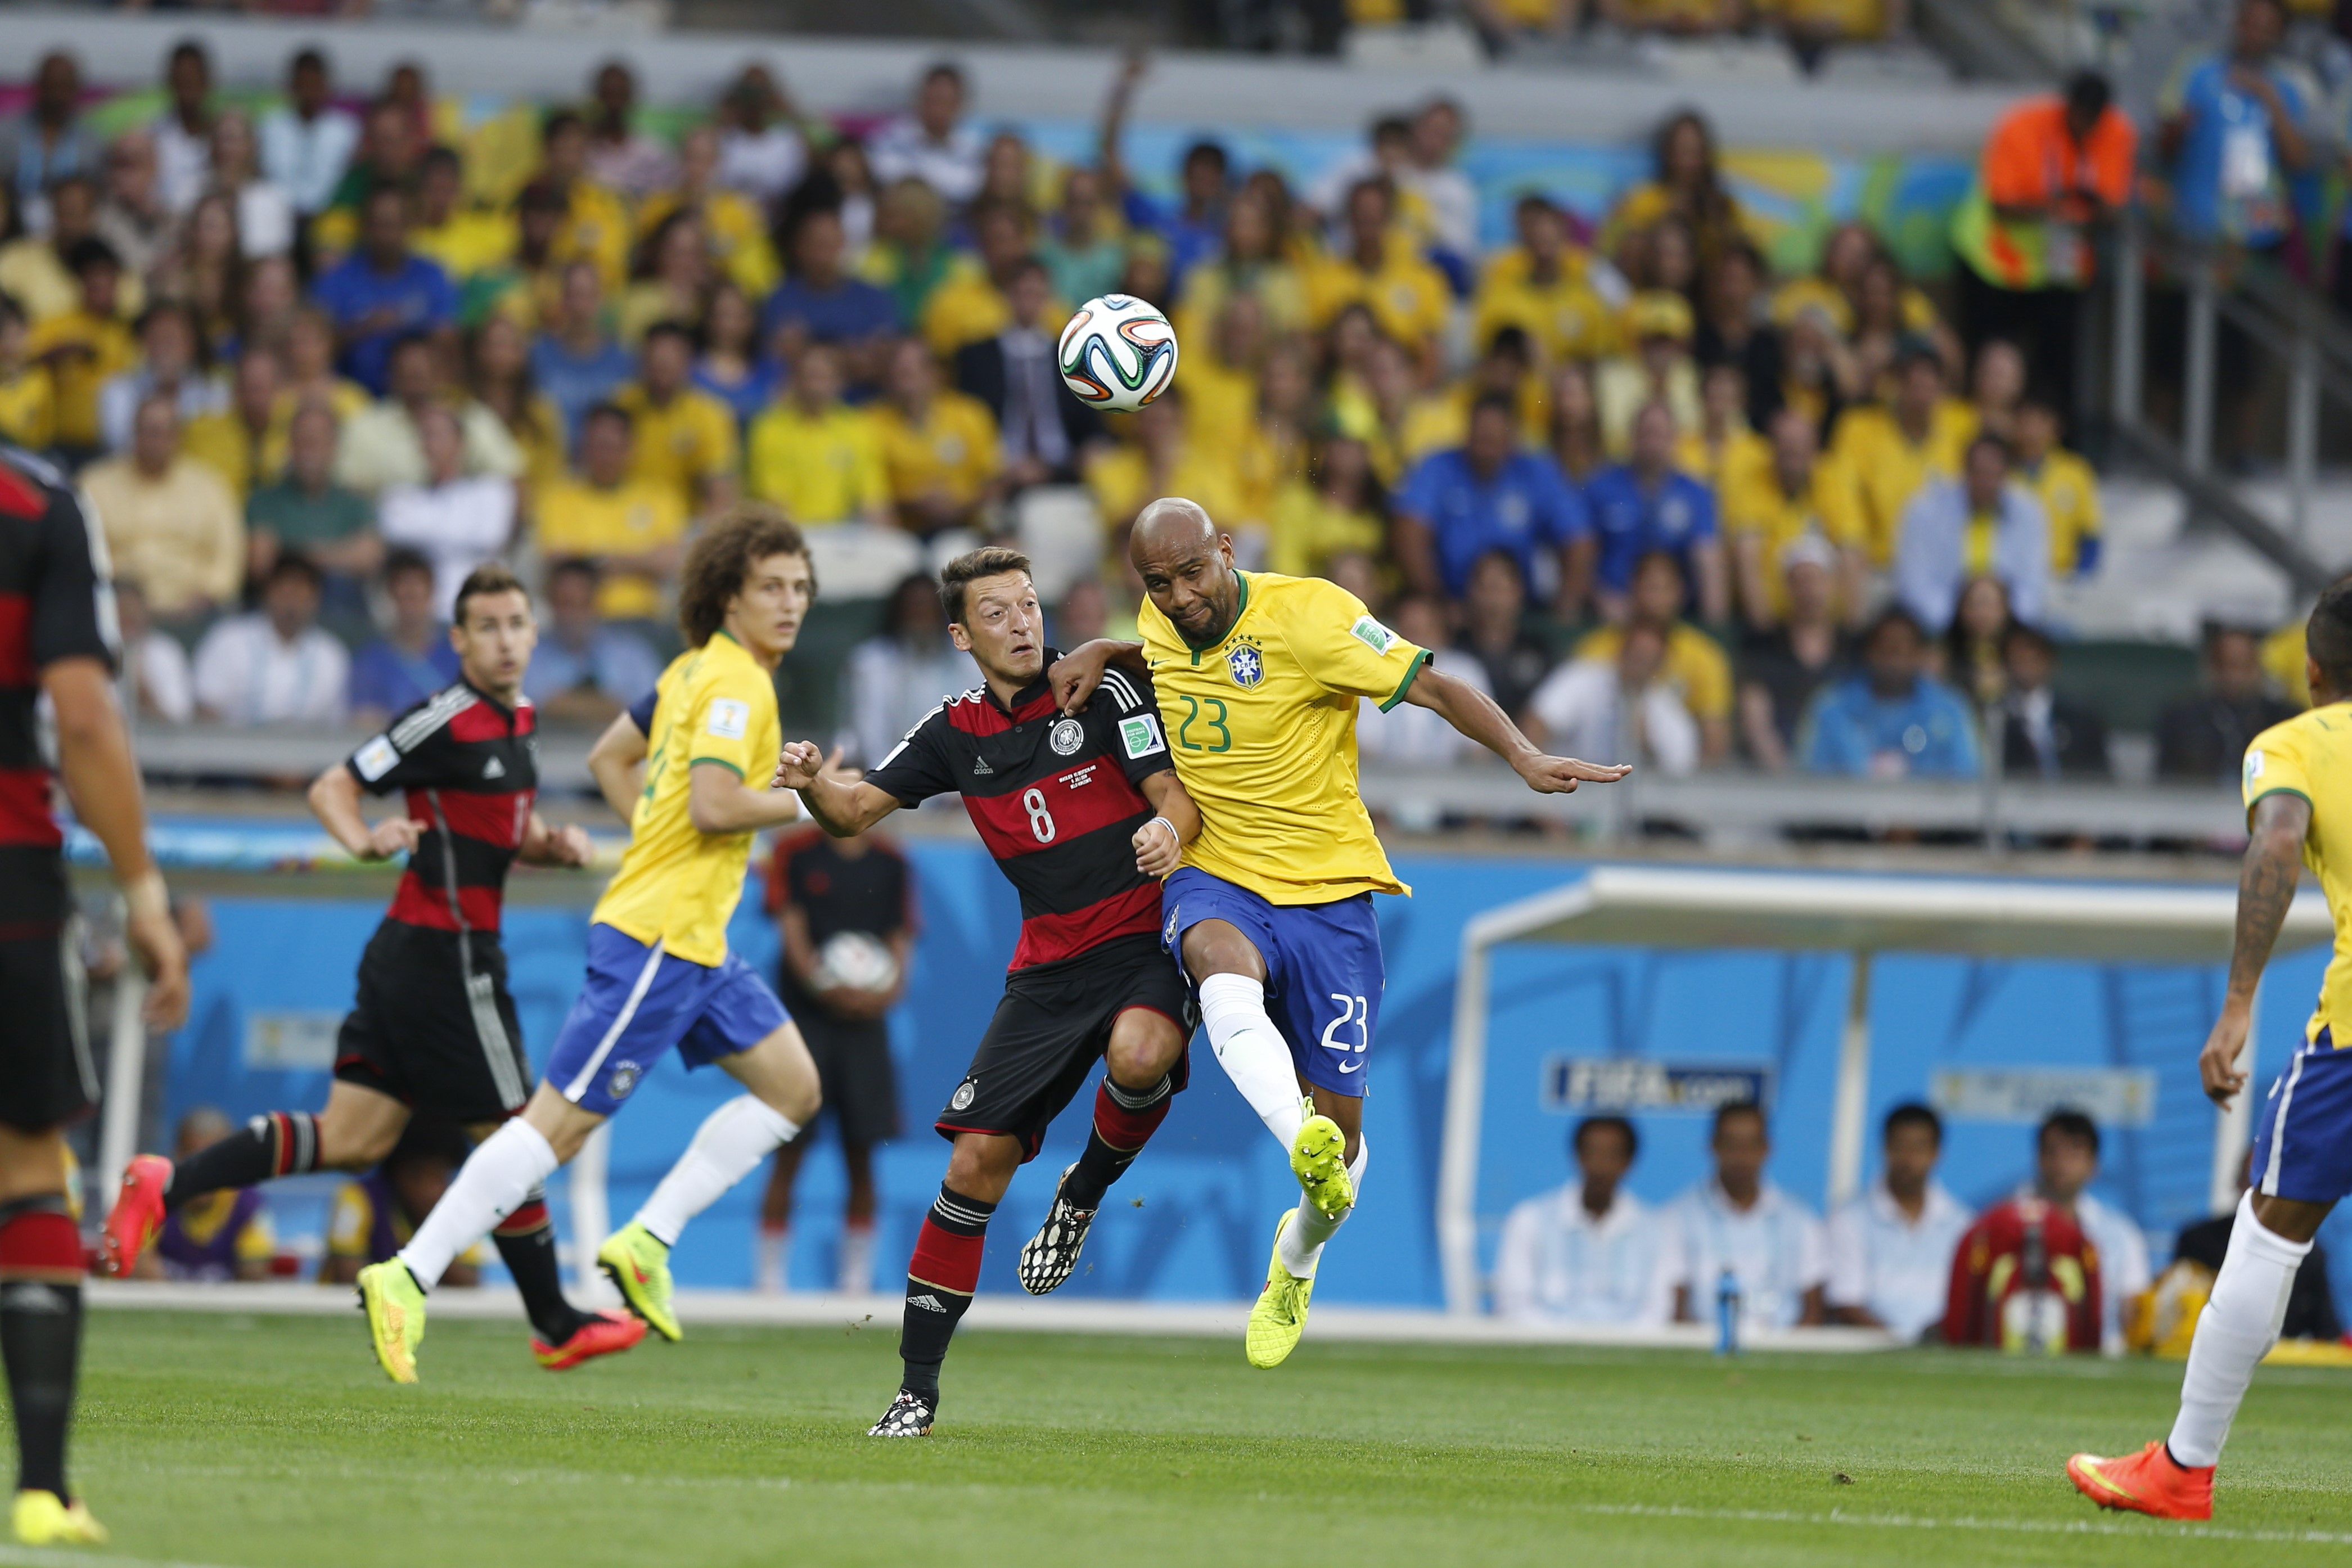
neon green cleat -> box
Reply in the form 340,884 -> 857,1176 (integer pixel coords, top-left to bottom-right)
1289,1102 -> 1353,1222
1246,1209 -> 1314,1369
12,1489 -> 106,1545
355,1261 -> 426,1385
598,1220 -> 682,1342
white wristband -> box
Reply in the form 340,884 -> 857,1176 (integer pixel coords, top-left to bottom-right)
1147,815 -> 1178,850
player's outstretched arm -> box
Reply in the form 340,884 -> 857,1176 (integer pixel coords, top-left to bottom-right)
774,741 -> 902,837
1049,639 -> 1148,717
1402,664 -> 1634,794
2201,790 -> 2311,1106
585,709 -> 649,823
1133,769 -> 1200,878
307,761 -> 421,862
687,759 -> 803,835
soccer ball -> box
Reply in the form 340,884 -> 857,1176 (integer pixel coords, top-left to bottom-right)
1057,295 -> 1178,412
815,930 -> 899,994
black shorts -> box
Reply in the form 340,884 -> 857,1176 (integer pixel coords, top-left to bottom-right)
791,1005 -> 899,1148
0,926 -> 93,1133
935,932 -> 1193,1161
334,921 -> 531,1125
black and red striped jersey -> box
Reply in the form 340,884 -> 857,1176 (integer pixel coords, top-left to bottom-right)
0,449 -> 113,933
867,658 -> 1173,970
344,682 -> 538,938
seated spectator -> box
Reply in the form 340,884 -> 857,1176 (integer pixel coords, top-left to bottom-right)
1602,111 -> 1751,275
923,200 -> 1061,361
2174,1164 -> 2341,1342
152,39 -> 216,216
1574,552 -> 1733,763
0,292 -> 55,452
334,331 -> 525,496
1737,535 -> 1850,771
182,346 -> 285,502
1454,548 -> 1555,722
1548,360 -> 1607,485
1596,291 -> 1702,457
1997,624 -> 2108,780
192,552 -> 349,726
869,61 -> 983,208
0,174 -> 109,326
1669,1101 -> 1827,1332
97,300 -> 223,454
1800,607 -> 1980,778
1039,166 -> 1125,310
1723,409 -> 1862,629
470,179 -> 566,333
409,145 -> 514,287
537,402 -> 687,624
612,320 -> 740,515
523,557 -> 664,727
763,206 -> 900,391
1174,186 -> 1312,352
1955,337 -> 2026,449
144,1108 -> 274,1282
1848,254 -> 1964,398
1397,326 -> 1543,469
583,61 -> 678,202
309,97 -> 422,263
321,1117 -> 481,1288
349,548 -> 461,729
1394,395 -> 1587,612
1357,594 -> 1494,767
1,53 -> 93,233
637,125 -> 779,303
1268,434 -> 1385,582
1494,1116 -> 1678,1326
1675,361 -> 1769,497
954,256 -> 1101,491
114,578 -> 193,726
2025,1109 -> 2149,1353
746,343 -> 889,528
1893,434 -> 2049,636
258,47 -> 359,220
1825,1103 -> 1972,1342
80,394 -> 242,627
531,260 -> 637,450
94,134 -> 169,299
311,182 -> 457,398
1304,179 -> 1449,378
379,404 -> 518,621
246,403 -> 381,616
1944,574 -> 2013,710
282,305 -> 371,424
618,210 -> 712,347
1525,620 -> 1701,776
869,336 -> 1001,538
717,64 -> 808,204
691,280 -> 778,431
2155,624 -> 2297,782
535,110 -> 631,294
465,313 -> 566,500
2012,396 -> 2099,579
1822,340 -> 1971,568
1695,243 -> 1784,433
837,571 -> 980,769
208,110 -> 293,264
1472,195 -> 1616,372
1585,402 -> 1726,624
863,177 -> 959,340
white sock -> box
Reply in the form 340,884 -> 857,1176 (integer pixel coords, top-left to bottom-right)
399,1118 -> 560,1290
1279,1134 -> 1367,1279
755,1224 -> 788,1294
1197,973 -> 1305,1151
2168,1189 -> 2312,1467
636,1096 -> 802,1247
837,1220 -> 876,1295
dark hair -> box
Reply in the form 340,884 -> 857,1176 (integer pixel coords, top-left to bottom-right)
1573,1115 -> 1639,1163
2002,621 -> 2055,664
2307,577 -> 2352,692
581,400 -> 632,435
290,47 -> 329,79
677,503 -> 810,647
542,107 -> 583,142
1181,139 -> 1229,174
64,235 -> 121,277
2063,69 -> 2111,123
921,60 -> 967,89
1712,1099 -> 1767,1139
1468,546 -> 1525,587
546,555 -> 600,588
2038,1108 -> 2100,1157
516,179 -> 566,217
1483,323 -> 1533,363
0,291 -> 24,330
386,326 -> 436,366
641,318 -> 696,351
1864,604 -> 1926,650
169,39 -> 210,73
1965,432 -> 2012,467
1468,390 -> 1517,425
382,546 -> 434,584
452,561 -> 527,624
1893,336 -> 1945,375
1884,1101 -> 1942,1145
267,551 -> 323,591
938,545 -> 1032,625
1371,114 -> 1413,143
1633,547 -> 1686,585
421,145 -> 461,178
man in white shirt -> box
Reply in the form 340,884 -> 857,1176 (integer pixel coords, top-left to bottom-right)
1493,1116 -> 1678,1326
191,553 -> 349,727
259,48 -> 359,218
1524,621 -> 1701,777
1670,1101 -> 1827,1333
377,405 -> 516,620
151,40 -> 215,217
1825,1103 -> 1973,1342
2031,1109 -> 2151,1353
717,66 -> 806,202
869,63 -> 983,208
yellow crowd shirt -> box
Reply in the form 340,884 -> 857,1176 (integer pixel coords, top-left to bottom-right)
553,181 -> 633,291
413,209 -> 517,281
182,409 -> 290,501
871,393 -> 1001,510
1822,399 -> 1973,566
1471,268 -> 1617,367
594,630 -> 783,967
746,402 -> 889,524
0,365 -> 55,451
636,189 -> 781,299
2019,448 -> 2100,575
535,475 -> 688,619
1574,622 -> 1733,721
1304,242 -> 1452,348
26,310 -> 134,449
2243,706 -> 2352,1044
613,383 -> 740,511
1140,571 -> 1427,905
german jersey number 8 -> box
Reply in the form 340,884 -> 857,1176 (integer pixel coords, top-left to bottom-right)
1023,787 -> 1057,844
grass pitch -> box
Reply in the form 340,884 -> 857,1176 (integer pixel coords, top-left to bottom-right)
45,1308 -> 2352,1567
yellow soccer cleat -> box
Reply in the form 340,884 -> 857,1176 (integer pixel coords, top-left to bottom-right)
356,1260 -> 426,1385
1289,1102 -> 1353,1223
12,1490 -> 106,1546
598,1220 -> 682,1342
1246,1209 -> 1315,1369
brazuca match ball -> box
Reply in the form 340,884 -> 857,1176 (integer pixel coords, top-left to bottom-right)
1057,295 -> 1178,412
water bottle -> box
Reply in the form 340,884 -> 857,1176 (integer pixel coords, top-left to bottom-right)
1715,1267 -> 1742,1357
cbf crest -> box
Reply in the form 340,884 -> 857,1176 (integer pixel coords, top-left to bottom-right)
1227,643 -> 1264,689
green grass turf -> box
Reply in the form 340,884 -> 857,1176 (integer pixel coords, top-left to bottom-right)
41,1308 -> 2352,1567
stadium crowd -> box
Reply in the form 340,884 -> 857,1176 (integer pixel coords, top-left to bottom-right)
0,19 -> 2321,788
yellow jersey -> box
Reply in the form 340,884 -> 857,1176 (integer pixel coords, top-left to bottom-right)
594,630 -> 783,967
635,188 -> 781,299
412,209 -> 517,281
1821,399 -> 1973,566
25,309 -> 134,449
1303,244 -> 1452,348
612,382 -> 740,511
1575,622 -> 1733,721
2243,705 -> 2352,1043
870,393 -> 1001,511
0,365 -> 54,451
182,409 -> 290,501
535,475 -> 688,620
2018,447 -> 2099,575
1267,481 -> 1385,579
745,402 -> 889,524
1471,268 -> 1616,367
1140,571 -> 1427,905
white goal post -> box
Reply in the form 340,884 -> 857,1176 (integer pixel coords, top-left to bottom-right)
1436,866 -> 2336,1317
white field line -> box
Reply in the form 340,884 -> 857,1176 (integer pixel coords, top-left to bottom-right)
1576,1501 -> 2352,1546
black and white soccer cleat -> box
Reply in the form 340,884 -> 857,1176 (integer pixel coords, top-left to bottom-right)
868,1389 -> 934,1438
1016,1164 -> 1098,1295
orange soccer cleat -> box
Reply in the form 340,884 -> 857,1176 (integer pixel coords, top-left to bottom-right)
96,1154 -> 172,1277
2065,1441 -> 2215,1521
533,1309 -> 648,1371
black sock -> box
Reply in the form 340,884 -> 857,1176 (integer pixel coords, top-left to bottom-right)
492,1188 -> 590,1345
1060,1072 -> 1175,1211
900,1184 -> 993,1405
164,1112 -> 319,1209
0,1197 -> 83,1499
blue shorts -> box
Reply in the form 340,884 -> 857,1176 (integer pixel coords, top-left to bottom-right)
1160,867 -> 1385,1098
544,924 -> 792,1116
2252,1030 -> 2352,1204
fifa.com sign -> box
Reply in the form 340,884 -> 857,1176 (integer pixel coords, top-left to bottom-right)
1540,1056 -> 1774,1115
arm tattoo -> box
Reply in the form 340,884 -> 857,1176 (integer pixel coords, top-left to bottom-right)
2229,797 -> 2310,999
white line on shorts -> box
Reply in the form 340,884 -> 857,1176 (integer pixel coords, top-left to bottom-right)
1576,1501 -> 2352,1546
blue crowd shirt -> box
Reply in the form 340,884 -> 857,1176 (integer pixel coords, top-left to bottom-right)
310,252 -> 457,395
529,334 -> 637,453
349,633 -> 461,718
1581,463 -> 1718,598
1799,673 -> 1981,780
760,276 -> 900,348
2164,52 -> 2313,245
1397,447 -> 1588,600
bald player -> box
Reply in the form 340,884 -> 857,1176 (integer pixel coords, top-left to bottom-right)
1051,498 -> 1630,1366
